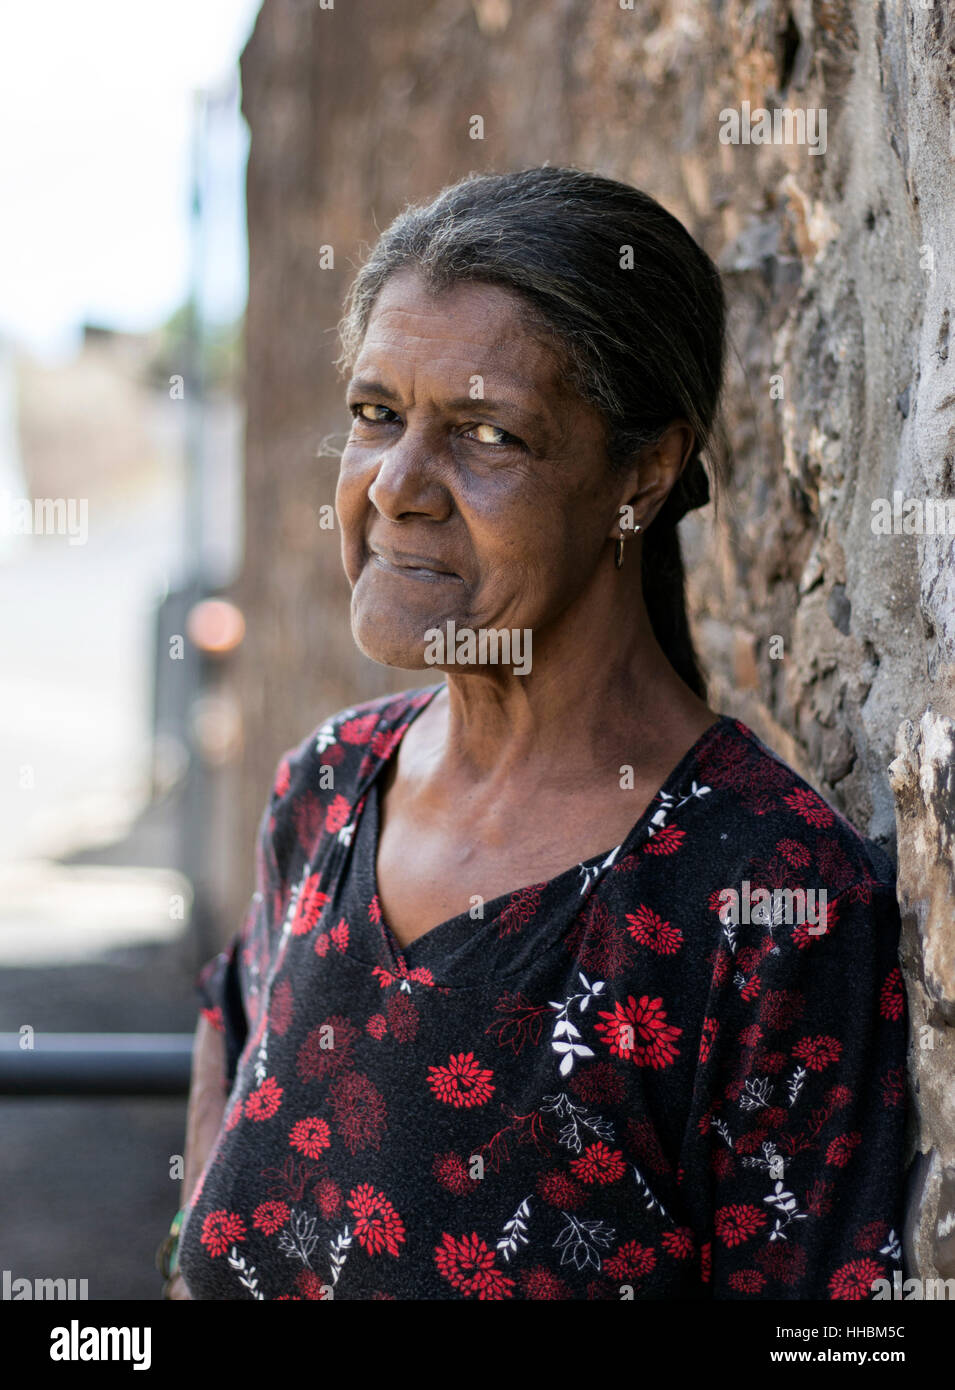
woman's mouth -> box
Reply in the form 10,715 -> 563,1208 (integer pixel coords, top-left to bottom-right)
369,548 -> 463,583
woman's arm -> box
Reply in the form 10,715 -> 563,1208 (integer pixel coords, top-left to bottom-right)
166,1014 -> 229,1299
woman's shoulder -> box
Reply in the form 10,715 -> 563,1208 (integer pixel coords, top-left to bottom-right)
269,682 -> 442,811
688,713 -> 897,895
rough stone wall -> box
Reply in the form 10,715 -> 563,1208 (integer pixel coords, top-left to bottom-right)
235,0 -> 955,1280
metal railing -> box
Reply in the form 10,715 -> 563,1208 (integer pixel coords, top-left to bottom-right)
0,1033 -> 193,1096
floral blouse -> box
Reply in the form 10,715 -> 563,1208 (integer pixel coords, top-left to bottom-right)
177,683 -> 908,1301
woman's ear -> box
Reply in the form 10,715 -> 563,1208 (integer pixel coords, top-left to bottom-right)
611,420 -> 696,537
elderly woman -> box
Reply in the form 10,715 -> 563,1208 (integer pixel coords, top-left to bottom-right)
172,167 -> 907,1301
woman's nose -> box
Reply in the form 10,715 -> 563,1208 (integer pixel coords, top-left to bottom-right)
367,433 -> 451,521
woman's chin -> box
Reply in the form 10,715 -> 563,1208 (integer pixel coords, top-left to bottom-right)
351,610 -> 435,670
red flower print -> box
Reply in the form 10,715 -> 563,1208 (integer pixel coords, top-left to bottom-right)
759,989 -> 806,1030
386,992 -> 419,1043
324,794 -> 351,834
710,949 -> 731,985
427,1052 -> 495,1108
826,1132 -> 862,1167
289,878 -> 326,934
371,725 -> 406,760
347,1184 -> 406,1257
711,1150 -> 734,1180
330,918 -> 349,951
854,1220 -> 889,1252
368,894 -> 382,924
296,1016 -> 359,1082
728,1270 -> 766,1293
604,1242 -> 656,1281
714,1204 -> 768,1247
433,1153 -> 473,1195
570,1060 -> 626,1106
292,793 -> 324,857
273,757 -> 291,797
314,1178 -> 341,1219
754,1106 -> 789,1132
881,1066 -> 904,1107
519,1266 -> 573,1299
201,1004 -> 224,1033
738,1024 -> 763,1049
296,1270 -> 329,1300
244,1076 -> 283,1122
826,1084 -> 853,1110
754,1050 -> 788,1074
734,1132 -> 765,1155
806,1180 -> 834,1217
338,713 -> 378,745
328,1071 -> 388,1153
783,786 -> 834,828
569,1141 -> 626,1185
366,1014 -> 387,1039
434,1233 -> 515,1300
793,895 -> 839,946
740,976 -> 761,1002
289,1116 -> 331,1159
485,991 -> 550,1054
661,1228 -> 694,1260
736,947 -> 760,975
700,1241 -> 712,1284
698,1017 -> 719,1064
792,1034 -> 843,1070
880,967 -> 904,1021
756,1242 -> 808,1287
595,995 -> 682,1070
643,823 -> 685,856
496,884 -> 543,939
776,837 -> 811,866
252,1200 -> 289,1235
565,898 -> 634,978
535,1169 -> 586,1209
828,1257 -> 884,1300
816,840 -> 855,890
624,904 -> 683,955
269,978 -> 294,1035
314,933 -> 330,957
200,1209 -> 246,1257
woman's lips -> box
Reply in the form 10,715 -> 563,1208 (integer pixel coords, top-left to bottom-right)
369,549 -> 462,583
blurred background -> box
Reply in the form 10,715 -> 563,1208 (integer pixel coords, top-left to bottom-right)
0,0 -> 262,1300
2,0 -> 953,1299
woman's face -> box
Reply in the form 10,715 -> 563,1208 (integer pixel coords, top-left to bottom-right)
336,269 -> 623,670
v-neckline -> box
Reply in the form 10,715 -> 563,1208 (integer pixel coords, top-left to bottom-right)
360,687 -> 729,967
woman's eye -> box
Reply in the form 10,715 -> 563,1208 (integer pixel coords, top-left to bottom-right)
350,402 -> 398,424
464,422 -> 522,447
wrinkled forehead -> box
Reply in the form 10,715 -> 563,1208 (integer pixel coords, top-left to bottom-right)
355,268 -> 568,396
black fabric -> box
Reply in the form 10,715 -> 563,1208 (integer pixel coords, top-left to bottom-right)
177,684 -> 907,1301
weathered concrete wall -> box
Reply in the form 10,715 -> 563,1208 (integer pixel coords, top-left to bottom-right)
234,0 -> 955,1280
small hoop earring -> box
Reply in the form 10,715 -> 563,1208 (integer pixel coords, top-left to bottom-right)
614,522 -> 640,569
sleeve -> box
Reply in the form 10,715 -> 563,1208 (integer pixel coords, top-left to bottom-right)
680,878 -> 908,1300
194,759 -> 289,1089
